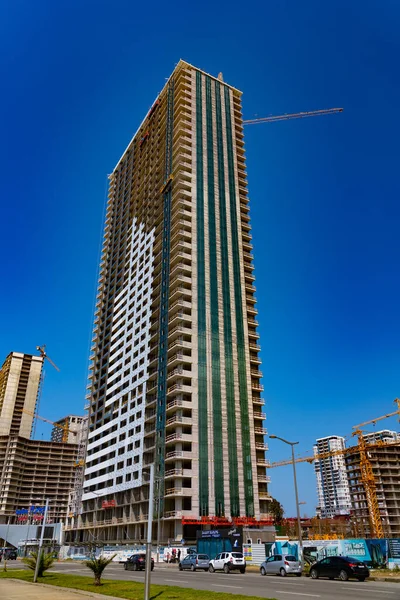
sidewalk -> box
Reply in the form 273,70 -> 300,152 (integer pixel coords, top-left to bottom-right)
0,579 -> 123,600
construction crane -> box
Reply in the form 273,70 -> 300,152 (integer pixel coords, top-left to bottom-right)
22,408 -> 76,443
268,400 -> 400,539
33,345 -> 60,437
243,107 -> 343,126
351,399 -> 400,539
36,345 -> 60,372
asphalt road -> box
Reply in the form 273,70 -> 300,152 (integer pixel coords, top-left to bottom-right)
5,561 -> 400,600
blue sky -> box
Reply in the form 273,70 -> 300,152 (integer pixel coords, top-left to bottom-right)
1,0 -> 400,517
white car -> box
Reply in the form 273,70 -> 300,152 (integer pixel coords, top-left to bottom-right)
209,552 -> 246,574
260,554 -> 302,577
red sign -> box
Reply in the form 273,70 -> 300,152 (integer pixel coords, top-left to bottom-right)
102,500 -> 116,509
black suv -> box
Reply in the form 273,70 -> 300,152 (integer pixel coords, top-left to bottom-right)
310,556 -> 370,582
124,553 -> 154,571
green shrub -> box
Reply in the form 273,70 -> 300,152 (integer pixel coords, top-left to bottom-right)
22,552 -> 55,577
84,554 -> 116,586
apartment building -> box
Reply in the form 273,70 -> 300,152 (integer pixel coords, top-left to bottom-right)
0,352 -> 43,438
0,435 -> 78,524
67,60 -> 269,545
0,351 -> 79,524
51,415 -> 87,444
314,436 -> 351,518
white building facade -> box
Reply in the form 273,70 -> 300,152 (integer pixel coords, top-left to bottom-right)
314,436 -> 351,518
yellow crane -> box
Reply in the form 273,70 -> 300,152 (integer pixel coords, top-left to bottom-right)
269,400 -> 400,538
22,409 -> 76,443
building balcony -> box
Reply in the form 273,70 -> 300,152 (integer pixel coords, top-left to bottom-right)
250,354 -> 262,365
166,398 -> 192,413
167,366 -> 192,381
165,487 -> 192,497
251,369 -> 263,378
252,397 -> 265,406
257,475 -> 271,484
255,427 -> 267,435
256,442 -> 269,451
165,450 -> 192,462
256,458 -> 270,467
166,415 -> 192,428
253,412 -> 266,420
259,492 -> 271,500
252,382 -> 264,392
165,468 -> 183,479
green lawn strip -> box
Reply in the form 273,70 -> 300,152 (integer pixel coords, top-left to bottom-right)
0,570 -> 277,600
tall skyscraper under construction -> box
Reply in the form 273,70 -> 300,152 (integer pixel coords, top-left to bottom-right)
73,60 -> 270,544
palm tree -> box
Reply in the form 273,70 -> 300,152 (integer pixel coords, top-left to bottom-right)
22,551 -> 55,577
84,554 -> 116,586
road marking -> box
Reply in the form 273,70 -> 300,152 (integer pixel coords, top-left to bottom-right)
268,580 -> 305,585
275,592 -> 321,598
212,584 -> 243,589
165,579 -> 190,583
339,587 -> 394,594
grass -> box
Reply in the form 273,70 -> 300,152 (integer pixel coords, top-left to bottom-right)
0,570 -> 277,600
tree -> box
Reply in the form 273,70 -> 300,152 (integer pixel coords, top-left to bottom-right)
270,498 -> 284,525
84,554 -> 116,586
22,552 -> 55,577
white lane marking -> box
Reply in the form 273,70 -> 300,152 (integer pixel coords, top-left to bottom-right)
275,592 -> 321,598
212,584 -> 243,589
339,587 -> 394,594
267,580 -> 305,585
165,579 -> 191,583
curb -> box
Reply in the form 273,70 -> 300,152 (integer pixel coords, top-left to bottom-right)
369,577 -> 400,583
2,578 -> 125,599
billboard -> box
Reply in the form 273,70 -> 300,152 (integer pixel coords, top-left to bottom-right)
266,538 -> 400,569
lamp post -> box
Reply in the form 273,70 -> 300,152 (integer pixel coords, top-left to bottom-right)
144,464 -> 154,600
270,435 -> 303,558
33,499 -> 49,583
2,517 -> 10,571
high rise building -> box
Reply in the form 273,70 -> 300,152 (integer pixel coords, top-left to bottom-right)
69,60 -> 269,545
51,415 -> 87,444
314,436 -> 351,518
0,352 -> 43,438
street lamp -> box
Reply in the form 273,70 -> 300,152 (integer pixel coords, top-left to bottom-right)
33,498 -> 50,583
143,464 -> 154,600
269,435 -> 303,558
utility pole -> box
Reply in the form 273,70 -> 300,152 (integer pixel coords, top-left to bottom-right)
270,435 -> 303,562
144,465 -> 154,600
33,499 -> 49,583
2,517 -> 10,571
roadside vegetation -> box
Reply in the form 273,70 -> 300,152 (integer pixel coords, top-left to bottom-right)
0,570 -> 277,600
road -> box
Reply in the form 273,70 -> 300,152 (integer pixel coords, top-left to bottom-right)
5,561 -> 400,600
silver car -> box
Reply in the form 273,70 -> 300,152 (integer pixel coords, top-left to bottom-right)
179,553 -> 210,571
260,554 -> 302,577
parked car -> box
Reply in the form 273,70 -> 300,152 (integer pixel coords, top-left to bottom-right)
0,549 -> 17,561
260,554 -> 302,577
209,552 -> 246,574
310,556 -> 370,581
124,553 -> 154,571
179,553 -> 210,572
